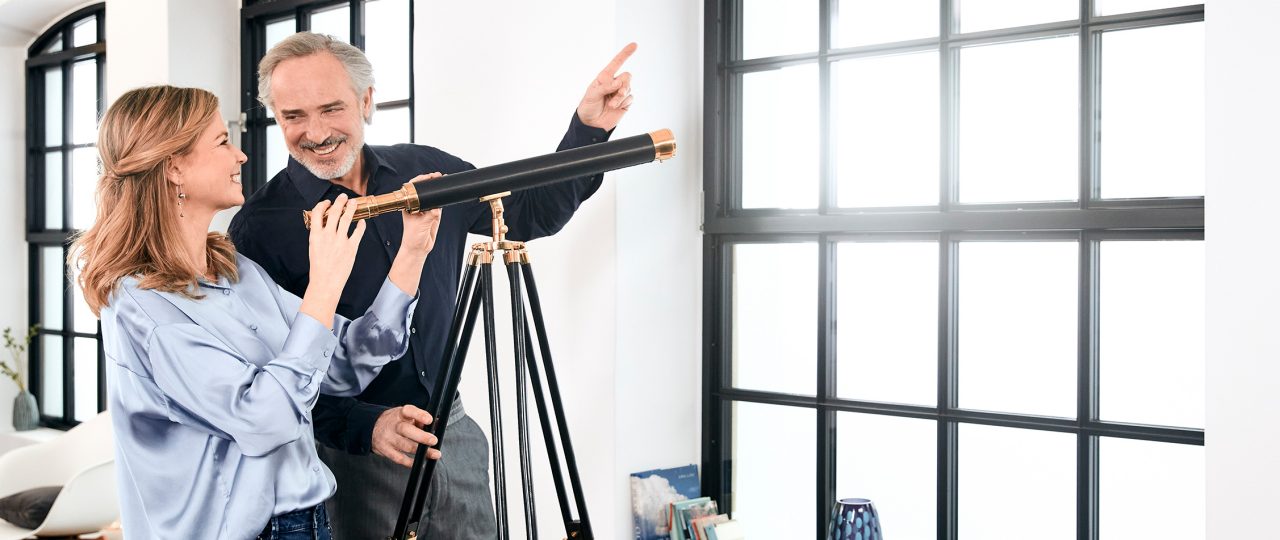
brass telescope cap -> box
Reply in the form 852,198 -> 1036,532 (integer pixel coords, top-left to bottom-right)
650,129 -> 676,161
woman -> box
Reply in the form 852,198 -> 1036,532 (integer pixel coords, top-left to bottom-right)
72,85 -> 442,539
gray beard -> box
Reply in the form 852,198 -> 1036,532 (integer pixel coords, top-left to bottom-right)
294,141 -> 361,180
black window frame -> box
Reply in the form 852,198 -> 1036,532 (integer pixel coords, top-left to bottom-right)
25,3 -> 107,430
240,0 -> 415,194
701,1 -> 1206,538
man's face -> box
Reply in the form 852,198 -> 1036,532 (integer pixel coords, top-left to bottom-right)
269,52 -> 371,180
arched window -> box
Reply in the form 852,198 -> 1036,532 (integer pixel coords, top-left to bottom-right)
25,3 -> 106,428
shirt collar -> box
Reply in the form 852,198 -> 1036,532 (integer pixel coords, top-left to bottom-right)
287,144 -> 401,206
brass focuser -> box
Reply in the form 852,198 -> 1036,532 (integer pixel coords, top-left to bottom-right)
649,128 -> 676,161
302,183 -> 420,229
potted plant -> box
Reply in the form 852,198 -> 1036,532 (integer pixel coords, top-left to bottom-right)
2,325 -> 40,431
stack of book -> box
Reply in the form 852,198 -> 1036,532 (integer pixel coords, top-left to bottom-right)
630,465 -> 745,540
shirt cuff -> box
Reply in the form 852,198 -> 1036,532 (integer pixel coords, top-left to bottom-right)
569,111 -> 613,146
367,277 -> 419,333
282,312 -> 340,372
348,401 -> 390,455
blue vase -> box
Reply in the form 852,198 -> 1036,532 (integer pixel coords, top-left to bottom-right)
826,498 -> 883,540
12,390 -> 39,431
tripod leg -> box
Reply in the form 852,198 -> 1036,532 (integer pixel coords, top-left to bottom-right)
520,318 -> 573,531
521,263 -> 593,539
393,263 -> 484,540
480,264 -> 511,539
506,263 -> 539,540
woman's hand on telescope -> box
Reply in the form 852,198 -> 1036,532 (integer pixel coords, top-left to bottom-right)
388,173 -> 444,296
577,42 -> 636,132
300,194 -> 366,329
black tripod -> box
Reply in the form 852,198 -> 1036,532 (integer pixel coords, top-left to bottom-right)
391,193 -> 593,540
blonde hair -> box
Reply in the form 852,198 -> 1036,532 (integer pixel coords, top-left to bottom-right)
70,85 -> 238,316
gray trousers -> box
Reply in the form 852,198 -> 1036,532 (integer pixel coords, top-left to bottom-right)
317,399 -> 498,540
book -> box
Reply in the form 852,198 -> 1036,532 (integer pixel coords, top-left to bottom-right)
690,514 -> 729,540
630,464 -> 700,540
707,520 -> 744,540
671,497 -> 718,540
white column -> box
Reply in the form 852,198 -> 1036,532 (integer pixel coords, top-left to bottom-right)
1205,0 -> 1280,537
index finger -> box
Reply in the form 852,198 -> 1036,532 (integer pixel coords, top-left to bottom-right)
596,42 -> 637,83
400,404 -> 435,426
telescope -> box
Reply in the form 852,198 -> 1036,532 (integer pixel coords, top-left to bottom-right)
304,129 -> 676,228
374,129 -> 677,540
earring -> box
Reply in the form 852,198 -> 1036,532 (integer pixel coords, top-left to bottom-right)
177,185 -> 186,218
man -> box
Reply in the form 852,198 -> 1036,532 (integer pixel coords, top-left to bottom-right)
228,32 -> 635,539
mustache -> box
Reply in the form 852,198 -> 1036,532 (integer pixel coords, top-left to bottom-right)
300,135 -> 348,150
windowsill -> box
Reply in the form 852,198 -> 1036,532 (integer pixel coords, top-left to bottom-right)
0,427 -> 62,457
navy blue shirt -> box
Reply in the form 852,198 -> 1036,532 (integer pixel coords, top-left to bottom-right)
228,113 -> 608,455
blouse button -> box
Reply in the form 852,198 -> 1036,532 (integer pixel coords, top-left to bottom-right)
222,289 -> 231,296
250,324 -> 259,332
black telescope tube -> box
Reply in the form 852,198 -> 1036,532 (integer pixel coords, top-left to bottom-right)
306,129 -> 675,228
412,130 -> 670,209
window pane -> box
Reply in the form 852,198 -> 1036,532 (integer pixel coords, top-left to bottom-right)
834,52 -> 938,207
71,263 -> 98,334
41,247 -> 65,331
72,15 -> 97,47
959,242 -> 1077,418
1100,240 -> 1204,428
959,36 -> 1078,204
44,67 -> 62,147
1100,23 -> 1204,199
41,335 -> 64,417
733,402 -> 815,538
74,338 -> 99,421
836,242 -> 937,405
733,243 -> 817,395
836,0 -> 937,47
41,33 -> 63,54
742,64 -> 818,209
71,59 -> 99,145
71,147 -> 99,229
960,424 -> 1075,540
960,0 -> 1077,33
365,0 -> 410,103
742,0 -> 816,59
265,17 -> 294,51
1097,0 -> 1196,16
309,4 -> 350,43
264,17 -> 295,119
266,123 -> 289,178
44,151 -> 63,229
1100,438 -> 1204,540
836,413 -> 936,539
367,105 -> 411,145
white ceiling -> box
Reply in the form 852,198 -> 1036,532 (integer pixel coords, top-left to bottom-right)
0,0 -> 98,48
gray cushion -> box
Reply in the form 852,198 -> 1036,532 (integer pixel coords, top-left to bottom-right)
0,486 -> 61,529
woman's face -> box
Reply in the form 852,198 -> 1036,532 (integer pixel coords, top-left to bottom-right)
171,111 -> 248,214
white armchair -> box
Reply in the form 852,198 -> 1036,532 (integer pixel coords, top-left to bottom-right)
0,412 -> 118,540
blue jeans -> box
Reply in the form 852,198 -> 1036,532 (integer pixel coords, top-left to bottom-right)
257,503 -> 332,540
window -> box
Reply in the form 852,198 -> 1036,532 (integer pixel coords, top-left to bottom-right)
703,1 -> 1204,538
25,4 -> 106,428
240,0 -> 414,192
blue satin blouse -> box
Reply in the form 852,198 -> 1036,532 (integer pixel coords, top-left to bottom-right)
101,254 -> 417,539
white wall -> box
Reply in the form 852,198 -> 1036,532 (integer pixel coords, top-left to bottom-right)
1205,0 -> 1280,538
612,0 -> 704,537
0,45 -> 29,430
106,0 -> 240,231
415,1 -> 702,537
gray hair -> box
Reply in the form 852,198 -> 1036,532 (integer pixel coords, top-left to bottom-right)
257,32 -> 375,118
